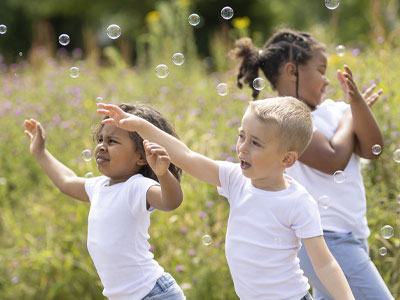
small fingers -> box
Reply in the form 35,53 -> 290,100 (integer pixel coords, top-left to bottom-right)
343,65 -> 353,77
363,84 -> 377,98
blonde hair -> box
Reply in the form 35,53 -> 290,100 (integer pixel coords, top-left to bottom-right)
248,96 -> 313,156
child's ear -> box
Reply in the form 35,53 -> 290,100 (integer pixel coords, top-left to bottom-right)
136,156 -> 147,166
283,62 -> 298,82
282,151 -> 298,168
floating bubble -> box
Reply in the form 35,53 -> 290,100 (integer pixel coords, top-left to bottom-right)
318,195 -> 331,210
202,234 -> 212,246
58,34 -> 70,46
155,64 -> 169,78
172,53 -> 184,66
221,7 -> 234,20
82,149 -> 92,162
69,67 -> 80,78
253,77 -> 266,91
325,0 -> 340,10
336,45 -> 346,57
96,97 -> 103,103
381,225 -> 394,239
216,83 -> 229,96
188,14 -> 200,26
379,247 -> 387,256
393,149 -> 400,163
0,24 -> 7,35
372,144 -> 382,155
106,24 -> 121,39
84,172 -> 94,178
333,170 -> 346,183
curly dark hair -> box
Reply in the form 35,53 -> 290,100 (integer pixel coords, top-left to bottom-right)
229,28 -> 326,99
93,103 -> 182,182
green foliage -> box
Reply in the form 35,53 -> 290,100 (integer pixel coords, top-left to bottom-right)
0,38 -> 399,299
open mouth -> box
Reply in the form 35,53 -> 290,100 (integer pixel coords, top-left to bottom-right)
96,156 -> 109,164
240,160 -> 251,170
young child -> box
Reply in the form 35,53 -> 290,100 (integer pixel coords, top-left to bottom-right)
231,29 -> 394,300
24,103 -> 186,300
97,97 -> 355,300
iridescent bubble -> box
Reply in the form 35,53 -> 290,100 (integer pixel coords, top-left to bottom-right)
18,52 -> 23,57
372,144 -> 382,155
393,149 -> 400,163
216,83 -> 229,96
325,0 -> 340,10
318,195 -> 331,210
82,149 -> 92,162
188,14 -> 200,26
84,172 -> 94,178
221,7 -> 234,20
381,225 -> 394,239
58,34 -> 70,46
253,77 -> 266,91
333,170 -> 346,183
106,24 -> 121,39
172,53 -> 184,66
336,45 -> 346,57
155,64 -> 169,79
379,247 -> 387,256
96,97 -> 103,103
202,234 -> 212,246
69,67 -> 80,78
0,24 -> 7,35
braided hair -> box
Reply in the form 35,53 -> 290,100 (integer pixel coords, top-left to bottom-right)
230,29 -> 326,99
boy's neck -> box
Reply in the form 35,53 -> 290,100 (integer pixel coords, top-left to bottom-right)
251,173 -> 289,191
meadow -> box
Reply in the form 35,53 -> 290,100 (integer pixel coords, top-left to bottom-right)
0,39 -> 399,299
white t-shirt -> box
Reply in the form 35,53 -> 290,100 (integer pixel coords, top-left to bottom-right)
85,174 -> 164,300
286,99 -> 369,239
217,161 -> 323,300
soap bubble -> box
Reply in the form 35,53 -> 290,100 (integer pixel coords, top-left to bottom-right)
325,0 -> 340,10
155,64 -> 169,78
378,247 -> 387,256
58,34 -> 70,46
106,24 -> 121,39
18,52 -> 23,57
69,67 -> 80,78
202,234 -> 212,246
393,149 -> 400,163
96,97 -> 103,103
188,14 -> 200,26
172,53 -> 184,66
253,77 -> 266,91
380,225 -> 394,239
82,149 -> 92,162
372,144 -> 382,155
333,170 -> 346,183
318,195 -> 331,210
336,45 -> 346,57
221,7 -> 234,20
216,83 -> 229,96
84,172 -> 94,178
0,24 -> 7,35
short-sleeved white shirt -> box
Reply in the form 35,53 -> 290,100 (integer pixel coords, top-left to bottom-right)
85,174 -> 164,300
217,161 -> 323,300
286,99 -> 369,239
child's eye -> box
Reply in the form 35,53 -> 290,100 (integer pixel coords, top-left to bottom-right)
252,140 -> 261,146
97,138 -> 103,143
238,133 -> 244,139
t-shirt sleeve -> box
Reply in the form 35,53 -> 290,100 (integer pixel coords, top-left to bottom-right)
216,160 -> 240,201
84,176 -> 102,202
127,176 -> 160,214
290,192 -> 323,239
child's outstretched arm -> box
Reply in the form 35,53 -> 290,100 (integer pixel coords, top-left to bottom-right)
24,119 -> 89,202
97,103 -> 221,187
338,65 -> 384,159
302,236 -> 355,300
143,140 -> 183,211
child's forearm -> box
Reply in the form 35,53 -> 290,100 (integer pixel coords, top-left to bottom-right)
315,260 -> 355,300
156,171 -> 183,211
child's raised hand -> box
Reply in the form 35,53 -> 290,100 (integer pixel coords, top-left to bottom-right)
336,65 -> 364,105
143,140 -> 171,177
24,119 -> 46,157
362,84 -> 383,108
97,103 -> 141,131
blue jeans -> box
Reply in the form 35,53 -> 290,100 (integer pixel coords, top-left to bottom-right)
142,273 -> 186,300
300,292 -> 313,300
299,231 -> 394,300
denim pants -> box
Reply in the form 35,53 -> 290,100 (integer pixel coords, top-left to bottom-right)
298,231 -> 394,300
300,292 -> 313,300
142,273 -> 186,300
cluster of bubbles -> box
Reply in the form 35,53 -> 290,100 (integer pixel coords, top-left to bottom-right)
216,83 -> 229,96
221,7 -> 234,20
82,149 -> 92,162
0,24 -> 7,35
58,34 -> 70,46
69,67 -> 80,78
333,170 -> 346,183
253,77 -> 266,91
325,0 -> 340,10
155,64 -> 169,79
106,24 -> 121,39
202,234 -> 212,246
336,45 -> 346,57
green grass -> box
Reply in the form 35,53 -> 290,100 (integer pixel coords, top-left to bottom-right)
0,43 -> 399,299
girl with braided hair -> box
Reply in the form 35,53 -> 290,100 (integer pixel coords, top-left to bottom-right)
230,28 -> 394,300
